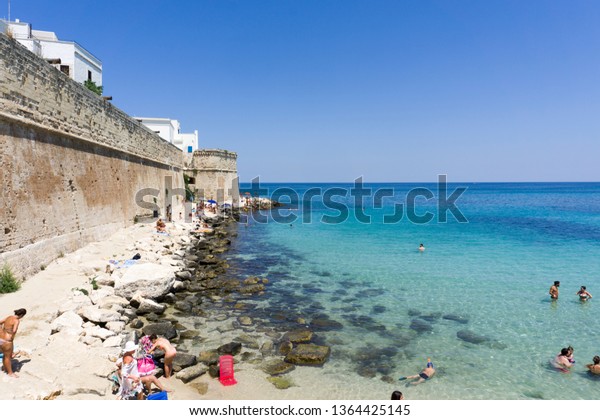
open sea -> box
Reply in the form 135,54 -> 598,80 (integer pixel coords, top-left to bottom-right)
226,182 -> 600,399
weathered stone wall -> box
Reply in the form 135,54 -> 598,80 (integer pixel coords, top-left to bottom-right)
186,149 -> 239,205
0,33 -> 185,277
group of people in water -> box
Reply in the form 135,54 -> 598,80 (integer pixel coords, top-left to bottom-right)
551,345 -> 600,376
549,281 -> 593,301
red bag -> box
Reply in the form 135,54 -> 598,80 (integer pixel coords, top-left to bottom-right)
137,355 -> 155,377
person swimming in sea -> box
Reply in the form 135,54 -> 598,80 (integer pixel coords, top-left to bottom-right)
400,358 -> 435,385
418,244 -> 425,252
576,286 -> 592,301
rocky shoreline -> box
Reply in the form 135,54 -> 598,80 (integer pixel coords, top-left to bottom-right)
0,213 -> 332,399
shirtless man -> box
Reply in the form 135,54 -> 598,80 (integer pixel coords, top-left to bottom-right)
0,308 -> 26,377
148,334 -> 177,378
403,359 -> 436,386
549,281 -> 560,300
586,356 -> 600,375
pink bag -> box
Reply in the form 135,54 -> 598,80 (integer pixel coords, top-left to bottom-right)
137,355 -> 155,377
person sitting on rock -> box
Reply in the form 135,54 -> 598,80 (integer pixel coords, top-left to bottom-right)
156,218 -> 167,233
148,334 -> 177,378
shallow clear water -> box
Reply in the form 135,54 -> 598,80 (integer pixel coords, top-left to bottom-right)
230,182 -> 600,399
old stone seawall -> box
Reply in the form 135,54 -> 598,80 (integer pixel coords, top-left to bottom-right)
0,33 -> 185,278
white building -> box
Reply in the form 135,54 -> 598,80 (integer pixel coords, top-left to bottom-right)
136,117 -> 199,153
0,18 -> 102,86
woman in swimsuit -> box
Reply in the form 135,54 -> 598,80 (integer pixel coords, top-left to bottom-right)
0,308 -> 27,378
576,286 -> 592,301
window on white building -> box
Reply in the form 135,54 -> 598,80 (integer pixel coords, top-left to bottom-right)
87,70 -> 92,81
60,65 -> 70,76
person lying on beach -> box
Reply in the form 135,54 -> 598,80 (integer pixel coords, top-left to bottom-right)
576,286 -> 592,301
400,359 -> 435,385
549,281 -> 560,300
552,348 -> 573,371
586,356 -> 600,375
0,308 -> 26,378
148,334 -> 177,378
156,218 -> 167,233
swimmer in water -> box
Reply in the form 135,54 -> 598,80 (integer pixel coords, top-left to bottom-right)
418,244 -> 425,252
401,359 -> 435,385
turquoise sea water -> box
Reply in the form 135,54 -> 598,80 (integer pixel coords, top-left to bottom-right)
230,182 -> 600,399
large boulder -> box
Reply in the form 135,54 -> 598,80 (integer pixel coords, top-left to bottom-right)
173,353 -> 198,371
175,365 -> 207,383
96,295 -> 129,310
142,322 -> 177,340
78,307 -> 121,324
284,344 -> 330,366
135,298 -> 166,315
50,311 -> 84,334
114,263 -> 176,300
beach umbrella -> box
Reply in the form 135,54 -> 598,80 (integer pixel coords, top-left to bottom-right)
207,199 -> 217,204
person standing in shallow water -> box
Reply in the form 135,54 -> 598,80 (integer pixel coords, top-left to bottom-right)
549,281 -> 560,300
148,334 -> 177,378
0,308 -> 27,378
576,286 -> 592,301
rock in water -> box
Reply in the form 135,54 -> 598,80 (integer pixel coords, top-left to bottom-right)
217,342 -> 242,356
282,330 -> 313,344
409,318 -> 433,333
284,344 -> 330,366
457,330 -> 489,344
267,376 -> 295,389
262,360 -> 296,376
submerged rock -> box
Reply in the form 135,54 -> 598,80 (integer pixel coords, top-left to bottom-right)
409,318 -> 433,333
442,314 -> 469,324
457,330 -> 489,344
218,342 -> 242,356
282,330 -> 313,344
309,316 -> 344,331
266,376 -> 294,389
262,360 -> 296,376
284,344 -> 330,366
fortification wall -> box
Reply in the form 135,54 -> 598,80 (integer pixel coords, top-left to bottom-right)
186,149 -> 239,205
0,34 -> 185,277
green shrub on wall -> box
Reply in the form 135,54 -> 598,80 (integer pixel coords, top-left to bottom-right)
83,80 -> 103,95
0,264 -> 20,294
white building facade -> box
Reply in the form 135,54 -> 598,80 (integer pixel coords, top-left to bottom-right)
136,117 -> 199,153
0,19 -> 102,86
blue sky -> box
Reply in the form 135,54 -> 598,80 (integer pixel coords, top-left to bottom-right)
5,1 -> 600,182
